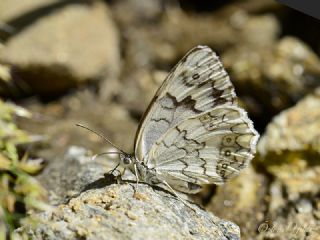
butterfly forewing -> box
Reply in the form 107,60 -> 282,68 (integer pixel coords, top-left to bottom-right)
134,46 -> 237,162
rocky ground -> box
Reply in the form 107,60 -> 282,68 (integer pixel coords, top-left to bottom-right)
1,0 -> 320,239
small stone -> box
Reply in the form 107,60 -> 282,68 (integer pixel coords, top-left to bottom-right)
296,199 -> 313,214
126,210 -> 138,220
134,191 -> 150,201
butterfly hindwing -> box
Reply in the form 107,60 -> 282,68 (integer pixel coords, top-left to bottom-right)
134,46 -> 236,162
146,106 -> 258,193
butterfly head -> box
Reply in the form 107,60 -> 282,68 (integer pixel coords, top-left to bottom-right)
120,153 -> 134,167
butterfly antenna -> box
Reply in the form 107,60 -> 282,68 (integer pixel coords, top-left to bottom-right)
76,123 -> 126,154
91,151 -> 121,161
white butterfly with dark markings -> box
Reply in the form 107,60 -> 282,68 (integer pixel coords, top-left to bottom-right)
78,45 -> 259,205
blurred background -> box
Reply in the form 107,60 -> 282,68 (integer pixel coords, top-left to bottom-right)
0,0 -> 320,239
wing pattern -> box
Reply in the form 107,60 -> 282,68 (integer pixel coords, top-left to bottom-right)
135,46 -> 236,162
147,106 -> 258,192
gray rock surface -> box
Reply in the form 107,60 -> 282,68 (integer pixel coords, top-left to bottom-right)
14,145 -> 241,239
19,184 -> 240,240
37,145 -> 112,205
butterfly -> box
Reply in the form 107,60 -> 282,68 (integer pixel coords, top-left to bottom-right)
78,45 -> 259,205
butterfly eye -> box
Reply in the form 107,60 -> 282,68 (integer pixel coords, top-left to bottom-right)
123,156 -> 132,165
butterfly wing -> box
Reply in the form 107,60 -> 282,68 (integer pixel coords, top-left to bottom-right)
134,46 -> 236,162
146,105 -> 259,193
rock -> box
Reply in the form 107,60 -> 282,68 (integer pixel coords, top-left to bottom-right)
15,91 -> 138,206
256,191 -> 320,240
254,90 -> 320,240
0,1 -> 120,98
115,11 -> 285,118
36,145 -> 113,205
223,35 -> 320,124
115,68 -> 168,116
257,89 -> 320,199
112,0 -> 164,25
17,176 -> 240,239
18,184 -> 240,240
258,89 -> 320,157
29,111 -> 136,205
110,6 -> 275,122
206,166 -> 267,239
19,90 -> 137,157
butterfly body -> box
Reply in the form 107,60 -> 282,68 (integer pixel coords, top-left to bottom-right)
121,153 -> 203,194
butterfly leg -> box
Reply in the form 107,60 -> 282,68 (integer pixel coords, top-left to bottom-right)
107,163 -> 124,183
129,164 -> 140,195
117,168 -> 126,184
161,180 -> 197,212
109,163 -> 120,175
133,163 -> 140,189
